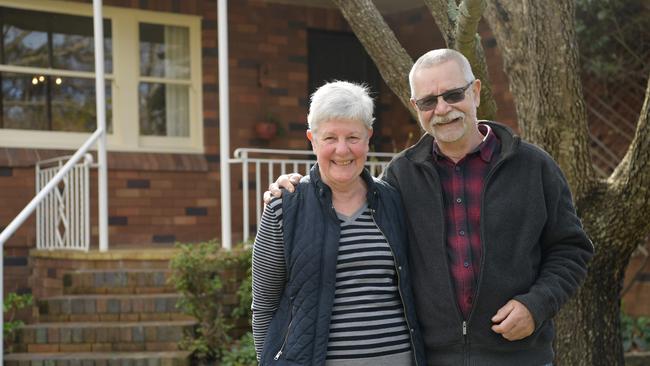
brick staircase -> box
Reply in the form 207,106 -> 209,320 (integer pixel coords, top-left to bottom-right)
5,251 -> 195,366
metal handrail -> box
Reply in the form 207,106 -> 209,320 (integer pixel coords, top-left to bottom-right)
233,147 -> 396,158
225,148 -> 396,246
0,129 -> 102,246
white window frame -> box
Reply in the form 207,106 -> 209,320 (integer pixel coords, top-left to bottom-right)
0,0 -> 204,154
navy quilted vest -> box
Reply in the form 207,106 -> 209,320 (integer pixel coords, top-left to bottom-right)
259,165 -> 425,366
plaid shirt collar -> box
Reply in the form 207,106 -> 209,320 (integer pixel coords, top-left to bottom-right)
432,124 -> 498,163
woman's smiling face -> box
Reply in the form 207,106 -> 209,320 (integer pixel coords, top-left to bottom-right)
308,118 -> 372,189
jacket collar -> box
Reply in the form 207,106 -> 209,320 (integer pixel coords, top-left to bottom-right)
406,120 -> 519,165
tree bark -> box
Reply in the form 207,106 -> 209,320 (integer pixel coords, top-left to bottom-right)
331,0 -> 416,120
483,0 -> 594,198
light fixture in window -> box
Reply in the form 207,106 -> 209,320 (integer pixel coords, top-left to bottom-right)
32,77 -> 38,85
38,76 -> 45,82
55,78 -> 63,85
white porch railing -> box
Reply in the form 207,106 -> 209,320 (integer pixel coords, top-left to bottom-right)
225,148 -> 396,245
36,154 -> 94,251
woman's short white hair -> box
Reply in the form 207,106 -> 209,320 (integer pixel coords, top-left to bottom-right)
408,49 -> 475,98
307,80 -> 374,132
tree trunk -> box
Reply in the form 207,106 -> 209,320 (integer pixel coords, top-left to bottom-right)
483,0 -> 594,198
484,1 -> 650,365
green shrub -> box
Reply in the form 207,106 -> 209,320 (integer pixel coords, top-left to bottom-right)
169,240 -> 252,361
221,332 -> 257,366
622,311 -> 650,352
4,292 -> 33,352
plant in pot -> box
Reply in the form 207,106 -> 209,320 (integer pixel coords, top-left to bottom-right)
255,113 -> 284,140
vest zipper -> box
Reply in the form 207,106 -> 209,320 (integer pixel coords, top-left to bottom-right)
370,207 -> 420,366
274,305 -> 294,360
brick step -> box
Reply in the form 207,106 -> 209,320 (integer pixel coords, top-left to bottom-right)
15,320 -> 196,353
37,293 -> 194,322
4,351 -> 191,366
63,269 -> 176,295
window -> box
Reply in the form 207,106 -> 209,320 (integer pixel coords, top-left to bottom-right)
0,0 -> 203,153
139,23 -> 190,138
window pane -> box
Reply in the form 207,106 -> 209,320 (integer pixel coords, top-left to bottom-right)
1,72 -> 112,133
139,82 -> 189,137
140,23 -> 189,79
52,76 -> 113,133
1,8 -> 49,68
1,73 -> 48,129
1,7 -> 113,72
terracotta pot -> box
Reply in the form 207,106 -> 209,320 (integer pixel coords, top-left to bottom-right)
255,122 -> 278,140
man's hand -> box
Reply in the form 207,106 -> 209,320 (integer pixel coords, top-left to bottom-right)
263,173 -> 303,204
491,299 -> 535,341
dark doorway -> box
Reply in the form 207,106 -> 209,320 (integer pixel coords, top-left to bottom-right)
307,29 -> 382,147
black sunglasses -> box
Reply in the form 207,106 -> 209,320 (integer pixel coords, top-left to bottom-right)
414,80 -> 475,111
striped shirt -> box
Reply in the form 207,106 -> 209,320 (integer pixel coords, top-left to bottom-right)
252,198 -> 413,364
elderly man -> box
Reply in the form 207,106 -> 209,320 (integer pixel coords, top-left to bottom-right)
267,49 -> 593,365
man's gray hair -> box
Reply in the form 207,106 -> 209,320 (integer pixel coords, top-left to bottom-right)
307,80 -> 374,132
408,49 -> 475,98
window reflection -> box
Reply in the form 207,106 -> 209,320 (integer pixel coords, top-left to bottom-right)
139,82 -> 189,137
0,6 -> 112,132
140,23 -> 189,79
139,23 -> 190,137
1,7 -> 112,72
1,73 -> 112,133
2,73 -> 48,130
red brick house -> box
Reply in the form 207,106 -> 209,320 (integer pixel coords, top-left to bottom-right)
0,0 -> 518,296
0,0 -> 646,359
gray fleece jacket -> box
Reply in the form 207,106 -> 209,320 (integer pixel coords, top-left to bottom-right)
383,121 -> 593,366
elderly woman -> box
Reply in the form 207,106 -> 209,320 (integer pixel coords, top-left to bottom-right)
252,81 -> 425,366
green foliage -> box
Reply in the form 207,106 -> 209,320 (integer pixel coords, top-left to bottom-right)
575,0 -> 650,82
622,311 -> 650,352
231,253 -> 252,325
4,292 -> 33,351
220,332 -> 258,366
169,240 -> 252,361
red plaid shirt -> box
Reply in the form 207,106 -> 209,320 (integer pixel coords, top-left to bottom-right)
432,124 -> 500,319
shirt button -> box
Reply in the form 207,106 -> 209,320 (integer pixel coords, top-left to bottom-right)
398,266 -> 402,271
456,198 -> 462,204
455,166 -> 461,172
410,328 -> 415,333
459,230 -> 465,236
463,261 -> 470,268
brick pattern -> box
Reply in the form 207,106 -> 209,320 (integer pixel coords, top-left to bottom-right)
16,321 -> 195,353
5,352 -> 190,366
7,254 -> 220,364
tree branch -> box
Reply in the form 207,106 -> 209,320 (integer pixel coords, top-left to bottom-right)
456,0 -> 486,51
454,0 -> 497,120
422,0 -> 458,46
610,71 -> 650,213
331,0 -> 416,119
